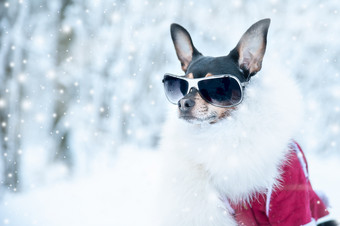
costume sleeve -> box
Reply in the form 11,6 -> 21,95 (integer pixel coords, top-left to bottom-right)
267,152 -> 315,226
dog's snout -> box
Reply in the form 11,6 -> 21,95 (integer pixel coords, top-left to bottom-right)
178,98 -> 195,112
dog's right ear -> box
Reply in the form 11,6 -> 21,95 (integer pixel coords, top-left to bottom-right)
170,24 -> 201,72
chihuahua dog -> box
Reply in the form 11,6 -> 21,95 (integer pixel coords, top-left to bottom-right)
160,19 -> 336,225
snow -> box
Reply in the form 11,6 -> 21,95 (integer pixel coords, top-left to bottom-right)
308,153 -> 340,221
1,0 -> 340,225
0,146 -> 162,226
0,147 -> 339,226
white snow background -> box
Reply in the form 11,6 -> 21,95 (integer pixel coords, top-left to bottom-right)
0,149 -> 339,226
1,0 -> 340,225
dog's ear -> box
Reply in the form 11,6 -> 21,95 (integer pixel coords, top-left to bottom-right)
233,19 -> 270,77
170,24 -> 201,72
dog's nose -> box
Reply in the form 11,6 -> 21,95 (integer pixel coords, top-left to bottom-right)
178,98 -> 195,112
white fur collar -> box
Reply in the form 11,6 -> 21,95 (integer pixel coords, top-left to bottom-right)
161,70 -> 303,205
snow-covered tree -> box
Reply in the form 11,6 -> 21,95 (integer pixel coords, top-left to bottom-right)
0,0 -> 339,193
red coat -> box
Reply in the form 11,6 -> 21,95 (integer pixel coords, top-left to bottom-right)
228,142 -> 330,226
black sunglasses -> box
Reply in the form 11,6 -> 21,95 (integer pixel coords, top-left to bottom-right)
162,73 -> 249,108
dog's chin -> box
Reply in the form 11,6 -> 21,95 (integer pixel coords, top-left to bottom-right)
179,114 -> 218,124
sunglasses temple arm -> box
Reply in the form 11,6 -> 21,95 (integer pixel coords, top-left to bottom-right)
241,81 -> 249,87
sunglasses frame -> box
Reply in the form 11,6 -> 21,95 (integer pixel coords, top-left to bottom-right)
162,73 -> 249,108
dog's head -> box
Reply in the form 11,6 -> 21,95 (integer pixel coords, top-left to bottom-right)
169,19 -> 270,124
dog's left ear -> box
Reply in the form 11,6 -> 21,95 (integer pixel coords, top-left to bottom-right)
233,19 -> 270,77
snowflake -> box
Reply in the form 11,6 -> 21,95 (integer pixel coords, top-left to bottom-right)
123,104 -> 131,112
35,113 -> 46,123
0,99 -> 6,108
112,13 -> 121,23
62,24 -> 72,34
3,219 -> 9,225
46,70 -> 56,80
21,100 -> 32,110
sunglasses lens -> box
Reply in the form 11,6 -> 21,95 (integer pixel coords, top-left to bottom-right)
198,77 -> 242,106
163,75 -> 188,104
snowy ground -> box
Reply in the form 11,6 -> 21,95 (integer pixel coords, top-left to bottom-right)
0,147 -> 162,226
0,147 -> 339,226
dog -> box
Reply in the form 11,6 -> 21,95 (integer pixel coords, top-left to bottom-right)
160,19 -> 337,225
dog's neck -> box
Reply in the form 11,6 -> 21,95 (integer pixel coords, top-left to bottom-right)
161,70 -> 303,204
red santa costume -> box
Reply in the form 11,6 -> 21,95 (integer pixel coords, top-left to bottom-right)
226,141 -> 330,225
160,63 -> 334,226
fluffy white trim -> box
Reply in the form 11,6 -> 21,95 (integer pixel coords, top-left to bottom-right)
159,71 -> 303,225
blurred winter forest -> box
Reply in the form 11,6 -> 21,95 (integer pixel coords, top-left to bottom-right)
0,0 -> 340,196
